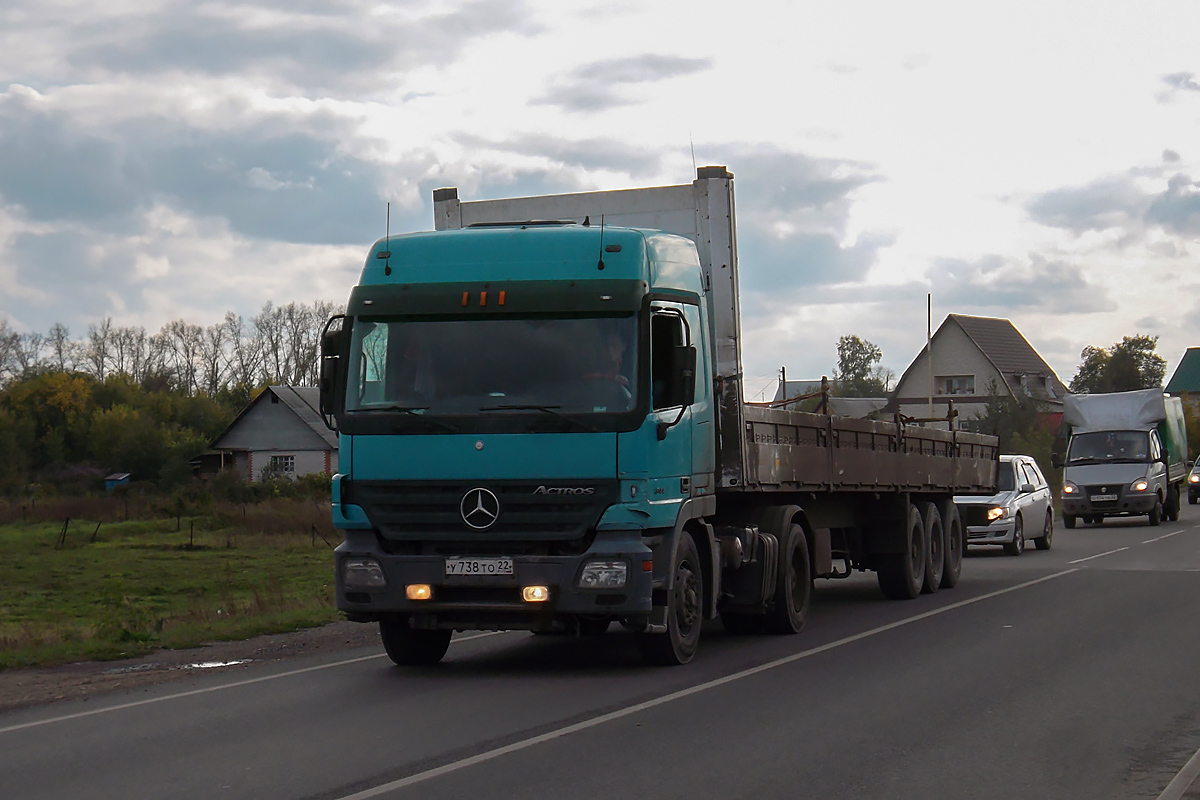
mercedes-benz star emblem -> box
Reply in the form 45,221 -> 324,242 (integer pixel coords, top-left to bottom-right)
460,487 -> 500,530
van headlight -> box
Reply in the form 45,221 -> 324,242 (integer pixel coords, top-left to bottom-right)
1129,479 -> 1149,492
1062,481 -> 1079,495
1190,474 -> 1199,484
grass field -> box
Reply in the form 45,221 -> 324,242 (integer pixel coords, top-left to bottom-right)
0,507 -> 341,669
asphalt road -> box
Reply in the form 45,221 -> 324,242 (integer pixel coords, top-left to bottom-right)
5,504 -> 1200,800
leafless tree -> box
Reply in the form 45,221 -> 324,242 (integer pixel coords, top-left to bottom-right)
47,323 -> 77,372
84,317 -> 113,379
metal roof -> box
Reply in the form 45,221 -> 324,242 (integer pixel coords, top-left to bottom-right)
1165,348 -> 1200,393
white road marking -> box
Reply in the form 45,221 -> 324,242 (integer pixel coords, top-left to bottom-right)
0,631 -> 507,735
334,570 -> 1080,799
1158,742 -> 1200,800
1143,531 -> 1185,544
1069,547 -> 1129,564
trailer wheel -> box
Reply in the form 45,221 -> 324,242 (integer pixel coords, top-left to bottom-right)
638,533 -> 702,665
877,504 -> 926,600
1063,514 -> 1076,529
920,503 -> 944,594
379,615 -> 452,666
764,523 -> 812,634
939,501 -> 963,589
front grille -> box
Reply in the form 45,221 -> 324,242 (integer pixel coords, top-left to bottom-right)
349,480 -> 620,542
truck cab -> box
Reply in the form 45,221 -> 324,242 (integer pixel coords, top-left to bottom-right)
322,223 -> 711,661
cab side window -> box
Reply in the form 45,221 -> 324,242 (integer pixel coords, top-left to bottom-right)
651,311 -> 686,411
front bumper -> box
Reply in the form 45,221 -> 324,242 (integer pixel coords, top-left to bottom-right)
334,529 -> 655,631
964,517 -> 1016,545
1062,491 -> 1157,518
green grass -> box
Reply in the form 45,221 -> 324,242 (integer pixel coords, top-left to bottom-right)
0,515 -> 341,670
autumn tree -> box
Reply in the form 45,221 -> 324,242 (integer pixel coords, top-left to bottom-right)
1068,334 -> 1166,393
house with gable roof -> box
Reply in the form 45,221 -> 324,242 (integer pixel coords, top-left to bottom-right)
205,386 -> 338,481
1165,347 -> 1200,412
890,314 -> 1067,428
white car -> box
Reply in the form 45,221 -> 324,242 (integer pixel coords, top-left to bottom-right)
1189,456 -> 1200,505
955,455 -> 1054,556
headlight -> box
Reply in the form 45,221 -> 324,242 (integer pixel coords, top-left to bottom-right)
1129,479 -> 1149,492
1190,474 -> 1199,484
987,506 -> 1008,522
1062,481 -> 1079,495
343,556 -> 387,588
578,560 -> 627,589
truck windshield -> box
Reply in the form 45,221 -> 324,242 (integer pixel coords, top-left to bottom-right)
344,314 -> 638,417
1067,431 -> 1150,464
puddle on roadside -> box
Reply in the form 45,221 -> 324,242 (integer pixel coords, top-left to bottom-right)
102,659 -> 253,674
181,660 -> 252,670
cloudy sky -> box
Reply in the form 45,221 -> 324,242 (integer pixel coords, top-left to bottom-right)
2,0 -> 1199,399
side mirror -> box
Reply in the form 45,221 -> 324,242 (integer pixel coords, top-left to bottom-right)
319,316 -> 347,424
1051,452 -> 1063,469
1020,483 -> 1036,495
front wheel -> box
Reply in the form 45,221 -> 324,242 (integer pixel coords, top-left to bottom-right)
1003,515 -> 1025,556
638,533 -> 703,665
379,616 -> 452,666
1034,511 -> 1054,550
1148,497 -> 1163,526
1064,514 -> 1076,529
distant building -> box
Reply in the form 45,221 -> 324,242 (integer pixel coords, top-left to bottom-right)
205,386 -> 338,481
891,314 -> 1067,428
1165,347 -> 1200,412
771,378 -> 825,406
104,473 -> 131,492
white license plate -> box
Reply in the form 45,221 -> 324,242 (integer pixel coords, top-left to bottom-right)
445,557 -> 514,577
1091,494 -> 1118,502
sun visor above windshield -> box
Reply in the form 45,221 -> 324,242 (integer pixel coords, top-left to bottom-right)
348,278 -> 647,316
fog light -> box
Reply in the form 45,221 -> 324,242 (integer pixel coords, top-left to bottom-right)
406,584 -> 433,601
343,557 -> 387,588
522,585 -> 550,603
578,560 -> 627,589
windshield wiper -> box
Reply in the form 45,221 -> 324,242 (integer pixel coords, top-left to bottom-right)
479,404 -> 597,433
369,404 -> 460,433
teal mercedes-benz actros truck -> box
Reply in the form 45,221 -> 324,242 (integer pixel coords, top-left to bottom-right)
319,167 -> 999,666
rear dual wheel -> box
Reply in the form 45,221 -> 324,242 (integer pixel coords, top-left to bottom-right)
920,502 -> 944,594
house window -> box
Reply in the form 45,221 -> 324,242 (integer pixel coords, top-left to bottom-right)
936,375 -> 975,396
268,455 -> 295,475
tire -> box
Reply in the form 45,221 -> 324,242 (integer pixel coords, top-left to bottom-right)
1148,497 -> 1162,526
920,502 -> 944,594
1064,514 -> 1076,529
877,504 -> 926,600
1166,487 -> 1180,522
1034,510 -> 1054,551
1189,494 -> 1197,506
578,617 -> 611,636
379,616 -> 452,666
1003,515 -> 1025,556
939,501 -> 963,589
764,523 -> 812,634
637,533 -> 703,665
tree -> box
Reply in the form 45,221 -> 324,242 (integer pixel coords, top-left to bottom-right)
1069,334 -> 1166,393
833,335 -> 891,397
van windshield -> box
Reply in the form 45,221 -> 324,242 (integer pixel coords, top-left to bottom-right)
344,314 -> 638,417
1067,431 -> 1150,464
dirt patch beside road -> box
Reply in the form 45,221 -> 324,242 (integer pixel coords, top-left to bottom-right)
0,620 -> 382,714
